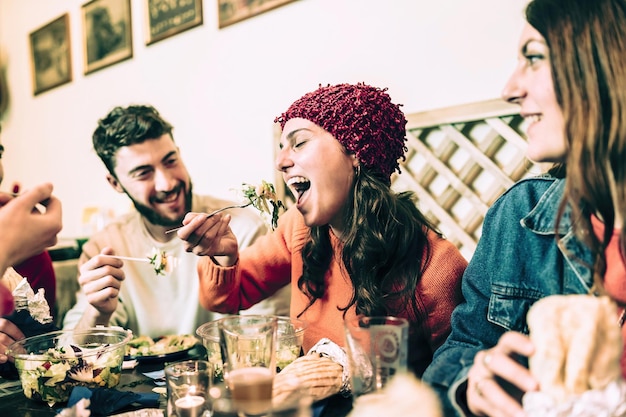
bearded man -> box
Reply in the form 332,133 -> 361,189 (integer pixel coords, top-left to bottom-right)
63,105 -> 290,337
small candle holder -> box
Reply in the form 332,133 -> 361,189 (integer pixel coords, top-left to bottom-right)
175,395 -> 206,417
165,360 -> 212,417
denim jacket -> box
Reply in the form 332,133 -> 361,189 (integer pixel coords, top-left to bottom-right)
422,175 -> 594,416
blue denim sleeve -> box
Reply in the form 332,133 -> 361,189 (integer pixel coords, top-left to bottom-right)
422,177 -> 561,416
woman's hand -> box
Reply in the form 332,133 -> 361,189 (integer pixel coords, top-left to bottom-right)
0,183 -> 62,269
0,319 -> 24,364
177,213 -> 239,266
467,332 -> 539,417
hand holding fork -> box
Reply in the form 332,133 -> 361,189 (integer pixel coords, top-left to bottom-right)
164,202 -> 252,234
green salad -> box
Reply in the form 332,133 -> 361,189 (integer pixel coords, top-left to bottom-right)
204,340 -> 224,382
241,180 -> 285,230
14,343 -> 124,404
276,342 -> 301,372
125,334 -> 198,357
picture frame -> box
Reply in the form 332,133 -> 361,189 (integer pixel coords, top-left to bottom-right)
82,0 -> 133,75
218,0 -> 296,29
145,0 -> 203,45
29,14 -> 72,96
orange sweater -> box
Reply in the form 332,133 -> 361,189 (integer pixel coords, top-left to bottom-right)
198,206 -> 467,375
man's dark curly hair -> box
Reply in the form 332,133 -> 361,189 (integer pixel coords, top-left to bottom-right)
92,104 -> 173,176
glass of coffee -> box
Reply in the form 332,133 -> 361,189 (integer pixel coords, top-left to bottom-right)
219,315 -> 278,417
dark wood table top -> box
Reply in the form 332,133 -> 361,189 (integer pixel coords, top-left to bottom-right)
0,346 -> 353,417
0,347 -> 206,417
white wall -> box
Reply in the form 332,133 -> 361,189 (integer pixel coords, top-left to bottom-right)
0,0 -> 528,238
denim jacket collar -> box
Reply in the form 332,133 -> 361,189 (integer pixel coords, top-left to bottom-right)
521,178 -> 570,235
522,178 -> 593,292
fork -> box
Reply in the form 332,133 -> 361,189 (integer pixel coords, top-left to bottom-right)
164,202 -> 253,234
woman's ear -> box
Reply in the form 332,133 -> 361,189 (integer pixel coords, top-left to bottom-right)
351,154 -> 359,169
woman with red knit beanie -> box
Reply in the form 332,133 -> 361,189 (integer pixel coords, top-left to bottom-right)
177,82 -> 467,407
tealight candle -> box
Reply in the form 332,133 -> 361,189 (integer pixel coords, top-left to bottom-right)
174,395 -> 206,417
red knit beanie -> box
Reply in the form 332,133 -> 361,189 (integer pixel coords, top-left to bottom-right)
274,83 -> 408,181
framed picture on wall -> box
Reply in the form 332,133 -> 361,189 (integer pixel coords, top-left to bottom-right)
29,14 -> 72,96
82,0 -> 133,75
145,0 -> 203,45
218,0 -> 296,29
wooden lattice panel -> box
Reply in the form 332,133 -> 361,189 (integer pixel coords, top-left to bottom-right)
394,99 -> 539,259
274,98 -> 540,260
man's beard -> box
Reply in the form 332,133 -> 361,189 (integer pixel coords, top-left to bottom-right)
128,183 -> 193,227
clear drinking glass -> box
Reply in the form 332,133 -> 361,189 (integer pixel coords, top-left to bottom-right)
219,315 -> 278,417
344,315 -> 409,402
165,360 -> 212,417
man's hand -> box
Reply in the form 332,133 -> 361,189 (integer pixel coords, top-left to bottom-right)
77,247 -> 125,325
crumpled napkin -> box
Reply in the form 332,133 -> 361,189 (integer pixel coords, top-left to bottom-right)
12,277 -> 54,324
1,277 -> 56,379
523,379 -> 626,417
3,276 -> 55,337
65,386 -> 160,416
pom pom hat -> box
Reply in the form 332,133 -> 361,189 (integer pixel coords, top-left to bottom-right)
275,83 -> 408,182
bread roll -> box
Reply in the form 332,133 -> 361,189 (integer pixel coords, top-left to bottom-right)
527,295 -> 622,403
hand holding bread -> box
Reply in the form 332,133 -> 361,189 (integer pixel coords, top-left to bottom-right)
524,294 -> 626,416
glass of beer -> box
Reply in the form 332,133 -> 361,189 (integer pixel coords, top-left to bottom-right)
219,315 -> 278,417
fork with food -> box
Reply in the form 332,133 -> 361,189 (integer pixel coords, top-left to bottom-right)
104,248 -> 177,276
166,180 -> 285,235
174,180 -> 285,261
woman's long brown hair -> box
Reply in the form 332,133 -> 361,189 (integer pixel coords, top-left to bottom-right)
527,0 -> 626,291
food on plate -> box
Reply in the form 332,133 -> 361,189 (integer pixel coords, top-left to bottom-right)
241,180 -> 285,229
526,294 -> 622,403
147,248 -> 174,276
125,334 -> 198,358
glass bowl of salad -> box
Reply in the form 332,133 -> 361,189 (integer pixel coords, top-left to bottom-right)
196,315 -> 307,380
195,319 -> 224,382
275,316 -> 307,371
6,326 -> 132,405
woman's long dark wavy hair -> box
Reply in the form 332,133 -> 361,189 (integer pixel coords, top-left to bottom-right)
297,167 -> 437,322
527,0 -> 626,291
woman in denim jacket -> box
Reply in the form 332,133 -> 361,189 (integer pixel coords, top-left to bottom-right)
422,170 -> 594,416
423,0 -> 626,415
